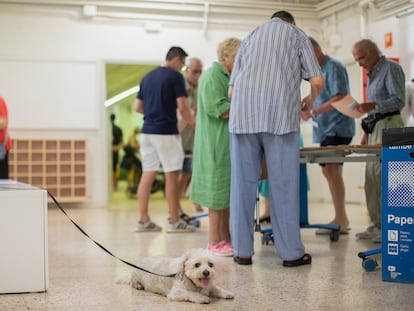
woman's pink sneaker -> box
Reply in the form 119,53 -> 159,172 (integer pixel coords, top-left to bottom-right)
207,242 -> 234,257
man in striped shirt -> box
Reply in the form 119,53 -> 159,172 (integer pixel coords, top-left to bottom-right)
229,11 -> 324,267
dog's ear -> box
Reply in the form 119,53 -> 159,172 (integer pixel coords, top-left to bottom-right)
175,252 -> 191,280
176,269 -> 185,281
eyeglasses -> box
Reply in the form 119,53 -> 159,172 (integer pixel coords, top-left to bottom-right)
189,69 -> 202,75
356,55 -> 366,63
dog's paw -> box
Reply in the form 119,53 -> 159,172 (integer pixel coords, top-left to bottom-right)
130,282 -> 144,290
193,296 -> 211,304
130,271 -> 144,290
223,291 -> 234,299
115,276 -> 130,285
212,287 -> 234,299
168,293 -> 211,304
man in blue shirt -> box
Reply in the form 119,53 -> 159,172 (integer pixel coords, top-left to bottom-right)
302,37 -> 355,235
229,11 -> 324,267
134,46 -> 196,233
352,39 -> 405,243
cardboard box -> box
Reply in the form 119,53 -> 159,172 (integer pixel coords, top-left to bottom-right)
0,180 -> 48,293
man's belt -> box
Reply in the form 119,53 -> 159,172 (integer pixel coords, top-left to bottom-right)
374,110 -> 400,119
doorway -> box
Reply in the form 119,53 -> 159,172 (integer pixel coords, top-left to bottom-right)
105,63 -> 157,195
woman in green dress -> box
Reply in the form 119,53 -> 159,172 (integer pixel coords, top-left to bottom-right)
190,38 -> 241,256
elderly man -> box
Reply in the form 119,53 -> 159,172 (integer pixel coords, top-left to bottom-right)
352,39 -> 405,243
177,57 -> 204,217
229,10 -> 324,267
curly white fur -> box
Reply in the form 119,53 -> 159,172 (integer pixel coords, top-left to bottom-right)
130,248 -> 234,304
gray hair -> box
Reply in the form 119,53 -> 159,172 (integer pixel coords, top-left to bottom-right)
308,37 -> 321,49
185,57 -> 202,69
353,39 -> 381,54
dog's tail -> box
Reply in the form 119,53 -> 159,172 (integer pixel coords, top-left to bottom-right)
115,275 -> 131,285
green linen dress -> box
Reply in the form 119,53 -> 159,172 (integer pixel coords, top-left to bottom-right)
190,61 -> 231,210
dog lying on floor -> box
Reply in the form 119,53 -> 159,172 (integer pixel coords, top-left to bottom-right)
130,248 -> 234,304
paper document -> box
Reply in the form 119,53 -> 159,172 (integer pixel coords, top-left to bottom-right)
331,95 -> 376,118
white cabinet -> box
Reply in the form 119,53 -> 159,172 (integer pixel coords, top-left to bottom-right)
0,180 -> 48,293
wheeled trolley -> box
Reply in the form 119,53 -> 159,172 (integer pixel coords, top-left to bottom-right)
358,248 -> 382,272
260,145 -> 382,245
260,163 -> 341,245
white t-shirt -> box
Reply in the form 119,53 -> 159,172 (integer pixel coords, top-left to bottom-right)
401,80 -> 414,126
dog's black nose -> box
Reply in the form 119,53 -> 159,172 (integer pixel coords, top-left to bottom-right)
203,270 -> 210,277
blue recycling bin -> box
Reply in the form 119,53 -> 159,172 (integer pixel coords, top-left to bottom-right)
381,127 -> 414,283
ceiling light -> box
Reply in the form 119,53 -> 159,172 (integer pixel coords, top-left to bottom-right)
83,5 -> 97,17
104,86 -> 139,107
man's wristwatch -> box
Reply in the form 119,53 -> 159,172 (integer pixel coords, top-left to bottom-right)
311,110 -> 317,118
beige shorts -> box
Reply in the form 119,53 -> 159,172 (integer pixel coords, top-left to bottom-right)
139,134 -> 184,173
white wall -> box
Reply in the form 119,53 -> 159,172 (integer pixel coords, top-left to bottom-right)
368,14 -> 414,79
0,10 -> 251,206
1,6 -> 413,205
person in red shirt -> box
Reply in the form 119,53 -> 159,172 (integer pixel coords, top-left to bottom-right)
0,96 -> 12,179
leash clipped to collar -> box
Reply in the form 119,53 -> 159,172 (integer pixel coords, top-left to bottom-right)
48,191 -> 176,278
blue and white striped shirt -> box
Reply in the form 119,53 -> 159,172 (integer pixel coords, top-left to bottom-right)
229,17 -> 322,135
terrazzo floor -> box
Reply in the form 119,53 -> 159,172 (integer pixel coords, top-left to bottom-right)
1,181 -> 414,310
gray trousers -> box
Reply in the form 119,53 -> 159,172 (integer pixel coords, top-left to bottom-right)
230,132 -> 305,261
365,114 -> 403,228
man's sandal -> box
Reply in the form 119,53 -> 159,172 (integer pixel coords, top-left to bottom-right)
233,256 -> 252,265
283,253 -> 312,267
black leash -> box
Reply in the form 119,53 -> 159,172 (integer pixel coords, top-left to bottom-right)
47,191 -> 176,278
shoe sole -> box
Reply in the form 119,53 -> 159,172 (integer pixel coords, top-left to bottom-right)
356,227 -> 380,239
283,253 -> 312,267
134,228 -> 162,232
355,233 -> 375,239
371,236 -> 382,243
166,229 -> 196,233
211,251 -> 234,257
316,228 -> 350,235
233,256 -> 252,265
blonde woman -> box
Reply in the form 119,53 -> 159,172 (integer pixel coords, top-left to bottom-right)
190,38 -> 241,256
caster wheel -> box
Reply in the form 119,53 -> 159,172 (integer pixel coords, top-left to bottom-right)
362,258 -> 377,271
190,219 -> 200,228
330,230 -> 340,242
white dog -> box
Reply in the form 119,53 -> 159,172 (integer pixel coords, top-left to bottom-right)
130,248 -> 234,304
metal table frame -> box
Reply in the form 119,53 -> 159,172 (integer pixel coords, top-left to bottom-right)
261,144 -> 382,244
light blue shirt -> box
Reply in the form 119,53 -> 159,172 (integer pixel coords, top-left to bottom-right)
312,55 -> 355,143
229,17 -> 322,135
366,56 -> 405,115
